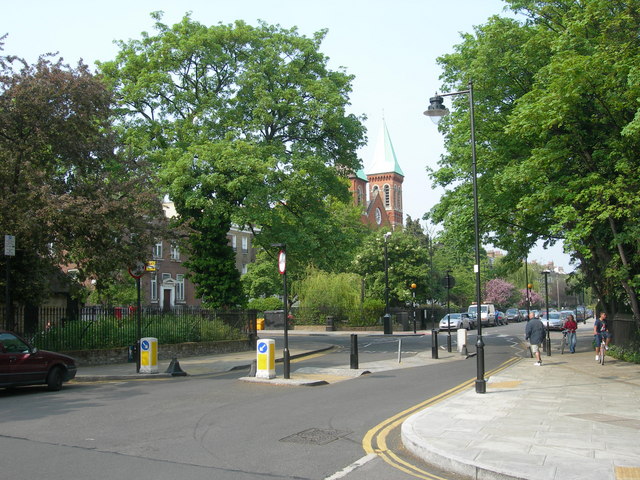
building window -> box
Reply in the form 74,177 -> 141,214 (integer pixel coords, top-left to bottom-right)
241,264 -> 248,275
170,244 -> 180,261
231,235 -> 237,251
384,184 -> 390,207
152,242 -> 163,259
372,185 -> 379,198
162,273 -> 171,283
241,236 -> 249,254
176,274 -> 185,302
150,273 -> 158,301
357,186 -> 363,205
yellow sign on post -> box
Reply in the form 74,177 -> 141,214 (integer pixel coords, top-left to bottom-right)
256,339 -> 276,379
139,337 -> 158,374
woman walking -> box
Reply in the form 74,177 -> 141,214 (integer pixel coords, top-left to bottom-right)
564,314 -> 578,353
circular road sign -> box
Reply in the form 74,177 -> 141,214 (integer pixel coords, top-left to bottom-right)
128,262 -> 146,279
278,250 -> 286,275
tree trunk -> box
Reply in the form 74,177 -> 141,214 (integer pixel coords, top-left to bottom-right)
607,216 -> 640,326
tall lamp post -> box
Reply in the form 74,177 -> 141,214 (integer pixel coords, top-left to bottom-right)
410,283 -> 417,334
542,269 -> 552,356
424,81 -> 486,393
383,232 -> 392,335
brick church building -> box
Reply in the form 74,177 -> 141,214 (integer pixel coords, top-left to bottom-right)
350,119 -> 404,230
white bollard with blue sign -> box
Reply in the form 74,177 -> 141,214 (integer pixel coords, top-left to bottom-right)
139,337 -> 158,374
256,339 -> 276,379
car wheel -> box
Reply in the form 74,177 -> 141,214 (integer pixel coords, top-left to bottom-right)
46,367 -> 64,391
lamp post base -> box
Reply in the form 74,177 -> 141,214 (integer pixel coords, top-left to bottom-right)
476,335 -> 486,394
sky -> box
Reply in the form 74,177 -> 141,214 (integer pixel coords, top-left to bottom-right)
2,0 -> 574,272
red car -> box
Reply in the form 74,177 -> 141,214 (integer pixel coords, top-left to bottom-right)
0,331 -> 77,391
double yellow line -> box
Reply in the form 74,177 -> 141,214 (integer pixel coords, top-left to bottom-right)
362,357 -> 520,479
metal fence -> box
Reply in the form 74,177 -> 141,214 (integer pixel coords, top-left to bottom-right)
3,305 -> 257,352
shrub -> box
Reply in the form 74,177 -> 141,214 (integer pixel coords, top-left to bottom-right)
247,297 -> 283,314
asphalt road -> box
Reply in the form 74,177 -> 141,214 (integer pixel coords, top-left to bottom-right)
0,323 -> 528,480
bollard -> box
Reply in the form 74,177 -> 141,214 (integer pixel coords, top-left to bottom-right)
431,329 -> 439,359
139,337 -> 158,374
326,315 -> 335,332
397,338 -> 402,363
350,334 -> 358,369
383,313 -> 392,335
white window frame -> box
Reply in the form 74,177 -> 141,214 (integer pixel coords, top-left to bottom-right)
152,242 -> 163,259
175,274 -> 185,302
150,273 -> 158,301
170,244 -> 180,261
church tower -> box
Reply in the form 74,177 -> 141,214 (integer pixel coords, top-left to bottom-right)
366,120 -> 404,229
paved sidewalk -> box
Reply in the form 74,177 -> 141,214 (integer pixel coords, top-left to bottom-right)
403,323 -> 640,480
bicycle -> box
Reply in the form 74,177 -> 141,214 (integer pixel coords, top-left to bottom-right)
560,329 -> 568,355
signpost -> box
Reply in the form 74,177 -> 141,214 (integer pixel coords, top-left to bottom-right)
272,244 -> 290,379
128,262 -> 146,373
4,235 -> 15,330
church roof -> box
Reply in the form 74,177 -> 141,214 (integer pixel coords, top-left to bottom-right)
355,168 -> 368,182
367,119 -> 404,177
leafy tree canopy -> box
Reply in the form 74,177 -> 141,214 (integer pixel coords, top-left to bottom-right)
429,0 -> 640,323
0,39 -> 164,306
99,13 -> 367,306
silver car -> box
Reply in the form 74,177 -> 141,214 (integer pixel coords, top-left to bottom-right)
539,312 -> 564,331
439,313 -> 472,330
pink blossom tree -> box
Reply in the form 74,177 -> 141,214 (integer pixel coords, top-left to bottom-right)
518,289 -> 543,308
484,278 -> 518,310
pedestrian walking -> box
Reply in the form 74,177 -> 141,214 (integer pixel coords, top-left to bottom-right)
525,312 -> 546,366
564,314 -> 578,353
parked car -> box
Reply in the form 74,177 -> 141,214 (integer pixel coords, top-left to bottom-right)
519,309 -> 529,320
506,308 -> 522,323
539,312 -> 565,331
0,331 -> 77,391
439,313 -> 472,331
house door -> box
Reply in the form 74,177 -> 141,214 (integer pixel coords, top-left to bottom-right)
163,289 -> 172,312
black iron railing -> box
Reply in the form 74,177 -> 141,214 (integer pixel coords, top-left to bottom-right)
3,305 -> 256,352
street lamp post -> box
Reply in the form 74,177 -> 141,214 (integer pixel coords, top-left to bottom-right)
383,232 -> 392,335
542,269 -> 552,356
424,81 -> 486,393
410,283 -> 417,334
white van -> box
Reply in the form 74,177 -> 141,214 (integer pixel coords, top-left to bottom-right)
467,303 -> 496,327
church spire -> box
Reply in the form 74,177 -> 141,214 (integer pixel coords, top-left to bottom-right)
367,119 -> 404,177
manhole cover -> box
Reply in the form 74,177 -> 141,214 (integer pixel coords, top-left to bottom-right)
280,428 -> 351,445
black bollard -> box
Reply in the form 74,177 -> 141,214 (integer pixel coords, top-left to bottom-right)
350,334 -> 359,369
431,329 -> 439,359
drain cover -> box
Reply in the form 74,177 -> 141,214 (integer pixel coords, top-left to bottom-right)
280,428 -> 351,445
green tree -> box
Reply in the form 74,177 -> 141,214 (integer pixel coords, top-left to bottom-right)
99,14 -> 366,307
351,230 -> 431,307
431,0 -> 640,325
0,45 -> 164,308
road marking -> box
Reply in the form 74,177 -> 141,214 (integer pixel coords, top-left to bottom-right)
362,357 -> 521,479
323,453 -> 377,479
